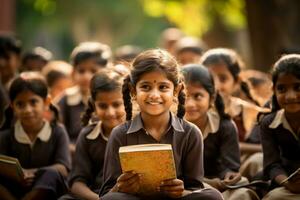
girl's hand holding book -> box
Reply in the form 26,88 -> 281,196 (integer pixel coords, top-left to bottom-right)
114,171 -> 141,194
158,178 -> 185,198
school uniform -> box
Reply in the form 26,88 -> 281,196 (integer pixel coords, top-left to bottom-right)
203,109 -> 240,179
0,120 -> 71,198
99,112 -> 223,200
57,86 -> 87,144
60,121 -> 108,199
260,109 -> 300,200
226,97 -> 268,142
202,109 -> 259,200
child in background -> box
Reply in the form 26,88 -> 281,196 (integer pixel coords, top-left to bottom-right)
60,70 -> 125,200
57,42 -> 112,153
200,48 -> 267,153
0,72 -> 71,200
174,36 -> 205,65
42,60 -> 74,103
159,27 -> 184,55
99,49 -> 223,200
0,33 -> 22,90
240,69 -> 273,107
200,48 -> 269,182
182,64 -> 259,200
260,54 -> 300,200
21,46 -> 53,72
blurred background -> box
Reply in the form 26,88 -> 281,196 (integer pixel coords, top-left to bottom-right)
1,0 -> 300,71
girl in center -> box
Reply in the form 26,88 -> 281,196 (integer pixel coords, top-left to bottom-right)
99,49 -> 223,200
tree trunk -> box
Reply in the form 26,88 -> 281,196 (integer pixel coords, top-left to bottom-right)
245,0 -> 300,72
0,0 -> 15,32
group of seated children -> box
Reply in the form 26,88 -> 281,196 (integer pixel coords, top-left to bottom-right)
0,33 -> 300,200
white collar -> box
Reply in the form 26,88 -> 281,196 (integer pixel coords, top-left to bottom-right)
86,121 -> 108,141
14,120 -> 52,147
269,109 -> 298,140
228,97 -> 269,137
203,108 -> 220,139
65,86 -> 84,106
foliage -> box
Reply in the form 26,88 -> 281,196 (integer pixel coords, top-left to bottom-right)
141,0 -> 246,36
16,0 -> 246,59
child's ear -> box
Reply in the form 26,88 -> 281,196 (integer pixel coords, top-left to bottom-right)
210,94 -> 216,108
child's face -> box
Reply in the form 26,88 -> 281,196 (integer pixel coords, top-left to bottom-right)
207,63 -> 237,98
134,70 -> 176,117
73,59 -> 99,94
94,90 -> 125,131
185,83 -> 211,123
51,77 -> 73,100
12,90 -> 47,128
177,51 -> 201,66
0,53 -> 20,85
275,73 -> 300,114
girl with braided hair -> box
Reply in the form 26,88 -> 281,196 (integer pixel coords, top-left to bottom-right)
99,49 -> 223,200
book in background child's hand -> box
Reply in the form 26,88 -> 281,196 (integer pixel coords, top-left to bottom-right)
119,144 -> 176,195
0,154 -> 25,184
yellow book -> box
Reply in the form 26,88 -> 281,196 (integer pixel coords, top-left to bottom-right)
0,154 -> 24,184
119,144 -> 176,195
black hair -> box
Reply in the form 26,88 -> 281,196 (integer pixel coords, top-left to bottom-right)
70,42 -> 111,67
181,64 -> 230,119
81,69 -> 123,126
122,49 -> 185,120
175,36 -> 204,55
201,48 -> 259,106
0,33 -> 21,60
115,45 -> 142,62
271,54 -> 300,112
1,72 -> 59,130
46,70 -> 68,88
22,46 -> 52,63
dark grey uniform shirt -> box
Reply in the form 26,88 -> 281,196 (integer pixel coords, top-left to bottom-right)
260,110 -> 300,182
58,95 -> 85,144
99,112 -> 204,196
204,117 -> 240,179
0,122 -> 71,170
68,122 -> 107,191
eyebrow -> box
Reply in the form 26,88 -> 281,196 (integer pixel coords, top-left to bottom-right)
138,80 -> 172,84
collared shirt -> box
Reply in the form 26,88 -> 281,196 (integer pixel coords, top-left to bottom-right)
57,86 -> 87,143
0,122 -> 71,170
202,109 -> 220,140
202,110 -> 240,179
14,120 -> 51,148
260,110 -> 300,182
69,121 -> 107,191
99,112 -> 204,195
227,97 -> 269,141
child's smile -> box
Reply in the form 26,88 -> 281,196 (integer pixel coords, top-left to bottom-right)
275,73 -> 300,114
134,70 -> 176,117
